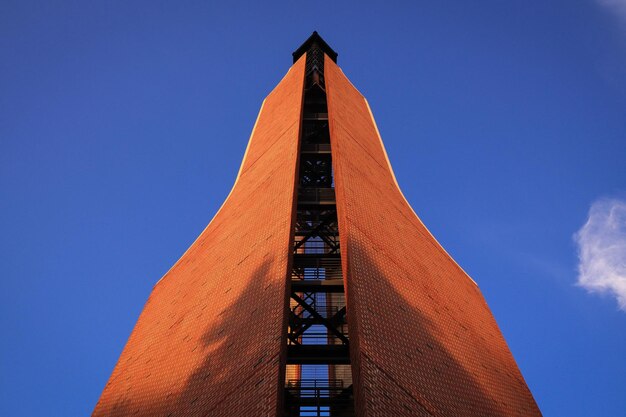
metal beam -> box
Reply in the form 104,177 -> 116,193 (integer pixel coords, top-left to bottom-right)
286,345 -> 350,364
291,279 -> 344,293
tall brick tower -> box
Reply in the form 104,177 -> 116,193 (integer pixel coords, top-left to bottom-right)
94,33 -> 541,417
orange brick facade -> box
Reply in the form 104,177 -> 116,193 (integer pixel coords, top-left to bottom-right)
93,56 -> 305,417
325,56 -> 541,416
94,42 -> 541,416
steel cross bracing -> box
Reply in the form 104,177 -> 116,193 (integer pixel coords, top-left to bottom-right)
283,43 -> 355,417
288,292 -> 349,346
299,155 -> 333,188
293,209 -> 340,254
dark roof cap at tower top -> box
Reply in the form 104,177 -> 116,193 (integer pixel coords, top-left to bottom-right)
292,31 -> 338,64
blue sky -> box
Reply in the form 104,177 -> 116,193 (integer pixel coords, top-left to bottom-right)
1,1 -> 625,416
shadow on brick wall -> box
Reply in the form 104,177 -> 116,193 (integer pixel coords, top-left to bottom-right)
96,256 -> 285,416
96,243 -> 538,416
347,239 -> 539,416
171,256 -> 283,416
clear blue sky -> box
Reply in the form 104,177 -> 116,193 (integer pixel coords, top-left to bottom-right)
1,1 -> 625,416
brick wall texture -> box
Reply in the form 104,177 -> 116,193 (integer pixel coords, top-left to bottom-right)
94,51 -> 541,417
92,56 -> 306,417
325,55 -> 542,416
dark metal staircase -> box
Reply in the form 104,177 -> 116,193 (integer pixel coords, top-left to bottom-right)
284,39 -> 354,417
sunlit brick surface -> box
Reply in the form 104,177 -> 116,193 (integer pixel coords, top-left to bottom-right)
93,56 -> 306,417
325,56 -> 542,417
94,44 -> 541,416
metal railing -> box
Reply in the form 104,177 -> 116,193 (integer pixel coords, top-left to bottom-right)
301,143 -> 331,153
291,256 -> 342,281
293,239 -> 339,255
303,112 -> 328,120
298,188 -> 335,204
285,379 -> 354,417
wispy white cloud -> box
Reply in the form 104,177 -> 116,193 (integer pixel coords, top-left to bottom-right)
574,198 -> 626,310
597,0 -> 626,21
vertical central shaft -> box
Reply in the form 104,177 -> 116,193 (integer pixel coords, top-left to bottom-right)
283,43 -> 355,417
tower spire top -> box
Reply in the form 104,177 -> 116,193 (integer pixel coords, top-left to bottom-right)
292,31 -> 338,64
